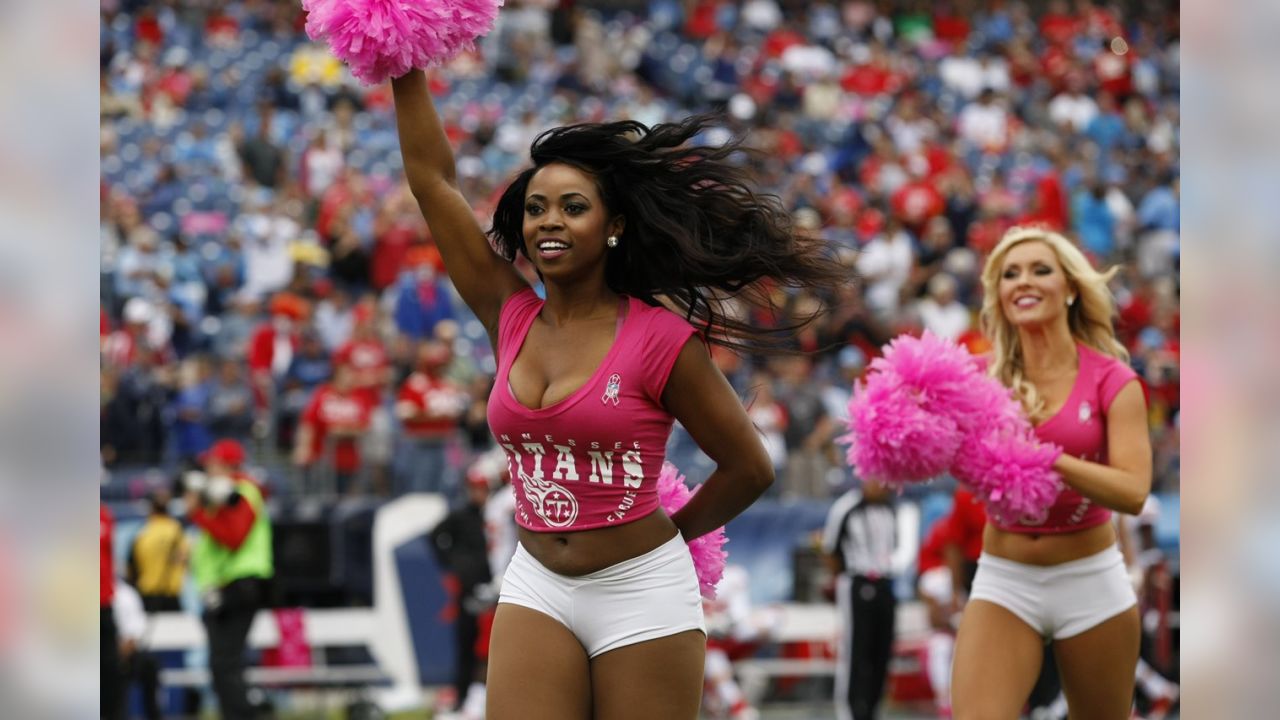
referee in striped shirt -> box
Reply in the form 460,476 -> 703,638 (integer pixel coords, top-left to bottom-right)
822,479 -> 918,720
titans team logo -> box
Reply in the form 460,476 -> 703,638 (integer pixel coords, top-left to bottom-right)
520,468 -> 579,528
602,373 -> 622,406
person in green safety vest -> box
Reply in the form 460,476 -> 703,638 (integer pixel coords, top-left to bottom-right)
183,439 -> 273,720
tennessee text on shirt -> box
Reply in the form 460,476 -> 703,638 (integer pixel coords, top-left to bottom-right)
499,433 -> 647,525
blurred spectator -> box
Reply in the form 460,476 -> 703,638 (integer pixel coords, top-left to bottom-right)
114,579 -> 162,720
856,215 -> 915,321
890,163 -> 946,235
300,128 -> 345,202
276,330 -> 333,450
916,514 -> 958,717
1121,497 -> 1181,718
211,290 -> 260,361
208,356 -> 257,445
702,564 -> 778,720
957,88 -> 1010,152
238,102 -> 286,189
127,487 -> 189,613
1072,179 -> 1116,258
1048,72 -> 1100,133
294,363 -> 371,496
392,251 -> 456,341
247,292 -> 307,409
429,470 -> 493,716
324,210 -> 372,294
916,273 -> 971,341
371,186 -> 429,292
746,372 -> 788,478
114,229 -> 164,307
774,355 -> 830,499
238,194 -> 301,300
1137,171 -> 1180,233
103,297 -> 158,370
462,373 -> 497,454
336,301 -> 394,493
395,339 -> 468,496
101,348 -> 170,468
171,356 -> 214,466
102,503 -> 123,720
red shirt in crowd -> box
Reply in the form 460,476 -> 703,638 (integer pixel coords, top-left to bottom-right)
917,518 -> 950,574
841,63 -> 902,96
135,11 -> 164,46
944,487 -> 987,563
891,178 -> 946,231
1094,46 -> 1134,98
932,12 -> 971,44
372,224 -> 422,290
1017,173 -> 1069,231
397,372 -> 467,438
1039,44 -> 1074,91
1039,10 -> 1079,47
684,0 -> 721,39
102,329 -> 142,369
762,28 -> 806,59
302,384 -> 372,473
335,338 -> 390,406
101,504 -> 115,608
247,323 -> 299,376
921,143 -> 955,181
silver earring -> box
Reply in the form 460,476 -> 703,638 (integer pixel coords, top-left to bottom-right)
607,235 -> 619,248
1067,296 -> 1076,306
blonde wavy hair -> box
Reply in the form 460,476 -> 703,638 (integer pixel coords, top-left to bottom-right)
979,226 -> 1129,421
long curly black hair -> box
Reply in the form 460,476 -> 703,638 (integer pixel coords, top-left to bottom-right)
487,114 -> 849,353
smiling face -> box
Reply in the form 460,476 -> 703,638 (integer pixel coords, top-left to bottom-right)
997,239 -> 1075,328
521,162 -> 622,284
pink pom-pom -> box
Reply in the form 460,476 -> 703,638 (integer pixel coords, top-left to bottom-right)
839,374 -> 963,486
951,421 -> 1063,525
302,0 -> 500,85
657,462 -> 728,599
839,332 -> 983,486
837,330 -> 1062,523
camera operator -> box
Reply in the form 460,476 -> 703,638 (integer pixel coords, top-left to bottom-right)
184,440 -> 273,720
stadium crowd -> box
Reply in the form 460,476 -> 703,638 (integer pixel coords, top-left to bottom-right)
100,0 -> 1179,505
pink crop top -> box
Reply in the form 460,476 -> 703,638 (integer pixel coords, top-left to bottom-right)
994,343 -> 1139,534
487,288 -> 698,532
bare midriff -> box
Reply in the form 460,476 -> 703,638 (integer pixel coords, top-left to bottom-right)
517,508 -> 680,576
982,521 -> 1117,566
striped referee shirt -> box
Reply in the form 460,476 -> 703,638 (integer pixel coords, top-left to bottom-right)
821,490 -> 919,579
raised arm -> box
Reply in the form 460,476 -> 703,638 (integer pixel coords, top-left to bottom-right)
391,70 -> 526,336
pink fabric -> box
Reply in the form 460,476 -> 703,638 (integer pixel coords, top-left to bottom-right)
993,343 -> 1138,534
302,0 -> 500,86
261,608 -> 313,668
487,288 -> 697,532
656,462 -> 727,599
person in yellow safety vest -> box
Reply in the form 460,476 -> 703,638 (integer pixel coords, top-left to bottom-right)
184,439 -> 273,720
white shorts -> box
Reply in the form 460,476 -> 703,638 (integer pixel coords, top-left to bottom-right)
969,546 -> 1137,640
498,533 -> 706,658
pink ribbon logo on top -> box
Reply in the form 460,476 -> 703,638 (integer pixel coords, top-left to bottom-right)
602,373 -> 622,406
